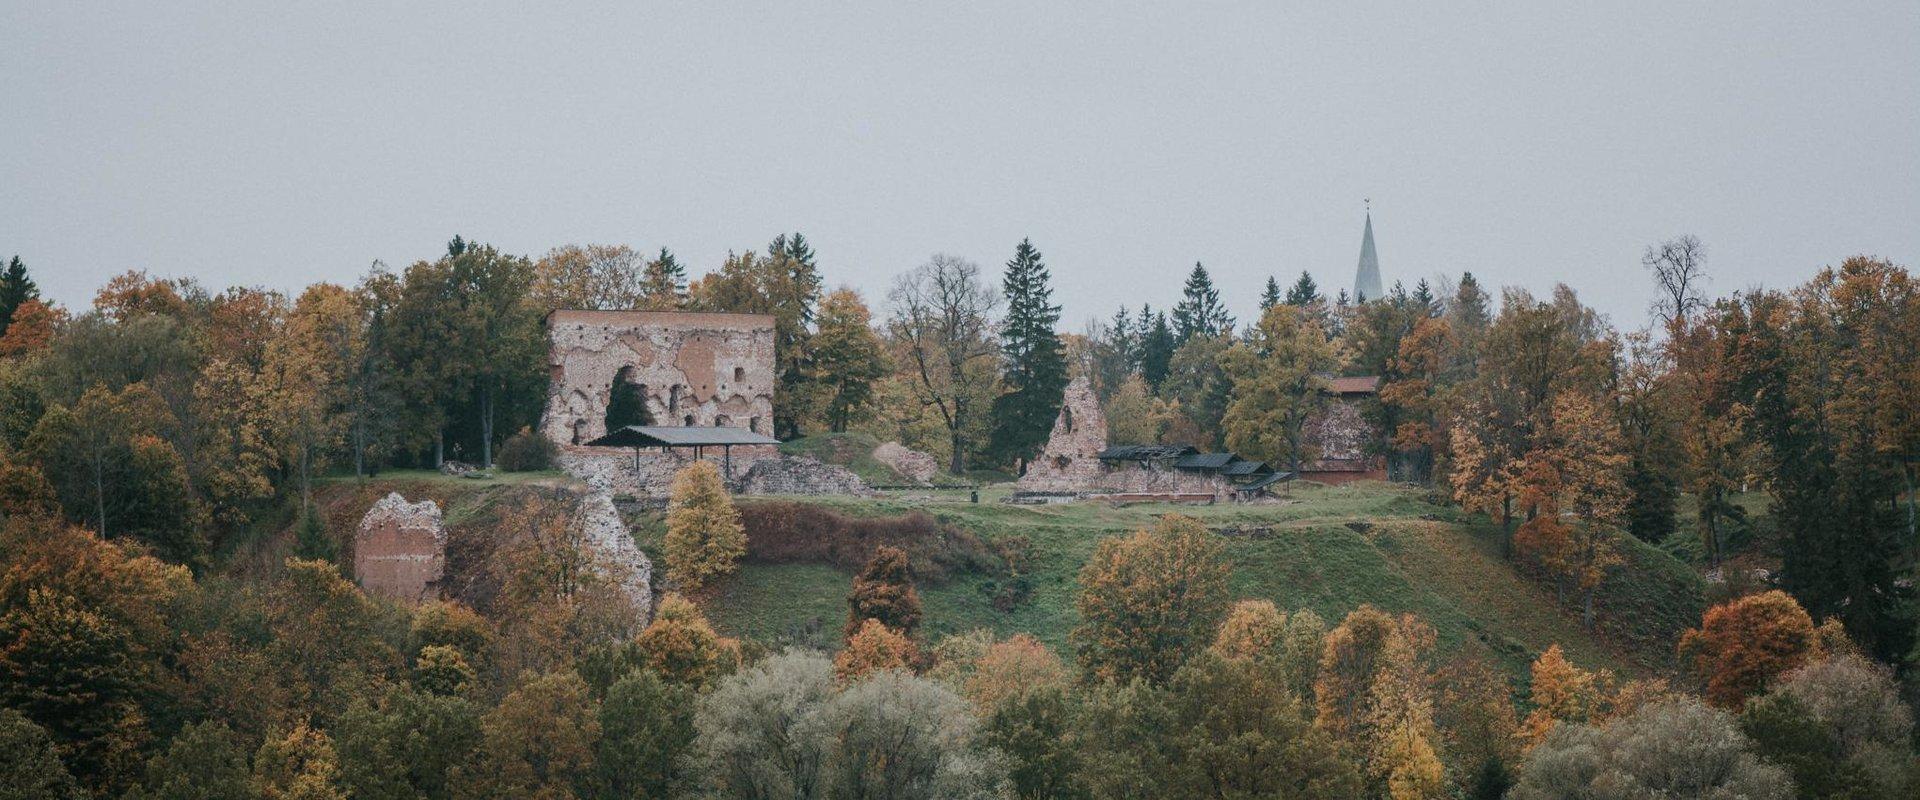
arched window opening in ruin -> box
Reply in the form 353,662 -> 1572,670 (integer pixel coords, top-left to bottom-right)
1062,406 -> 1075,434
571,418 -> 588,445
734,366 -> 745,382
749,416 -> 761,433
669,384 -> 682,412
715,414 -> 732,427
604,367 -> 653,431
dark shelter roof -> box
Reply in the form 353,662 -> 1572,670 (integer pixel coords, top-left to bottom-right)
1240,472 -> 1294,491
1098,444 -> 1199,461
587,425 -> 781,448
1222,460 -> 1273,477
1175,452 -> 1240,470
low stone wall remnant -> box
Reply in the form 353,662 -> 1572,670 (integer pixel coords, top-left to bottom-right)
872,441 -> 940,485
354,493 -> 446,603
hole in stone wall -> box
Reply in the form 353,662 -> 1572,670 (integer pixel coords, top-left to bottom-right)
605,366 -> 653,430
734,366 -> 745,382
1062,406 -> 1075,434
749,416 -> 761,433
684,414 -> 695,426
715,414 -> 732,427
572,418 -> 588,445
669,385 -> 682,412
1053,456 -> 1072,470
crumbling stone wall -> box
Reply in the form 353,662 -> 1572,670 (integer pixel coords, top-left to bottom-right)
561,449 -> 870,498
576,490 -> 652,615
1017,377 -> 1108,492
540,310 -> 777,446
1093,465 -> 1236,498
1302,395 -> 1373,468
354,493 -> 446,602
872,441 -> 940,485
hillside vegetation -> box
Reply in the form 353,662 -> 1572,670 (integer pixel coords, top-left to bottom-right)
636,482 -> 1704,679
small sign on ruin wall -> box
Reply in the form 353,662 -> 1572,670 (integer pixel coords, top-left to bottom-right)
354,493 -> 446,603
1017,377 -> 1109,492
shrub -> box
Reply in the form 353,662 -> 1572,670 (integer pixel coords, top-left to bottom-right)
1679,590 -> 1818,708
835,619 -> 918,682
635,594 -> 740,690
495,427 -> 557,472
1510,698 -> 1788,800
845,546 -> 922,639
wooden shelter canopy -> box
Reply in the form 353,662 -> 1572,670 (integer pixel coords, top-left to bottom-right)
586,425 -> 781,449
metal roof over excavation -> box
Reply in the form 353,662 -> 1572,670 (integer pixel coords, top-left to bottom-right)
1240,472 -> 1294,492
1222,460 -> 1273,476
1175,452 -> 1241,470
586,425 -> 782,448
1098,444 -> 1199,461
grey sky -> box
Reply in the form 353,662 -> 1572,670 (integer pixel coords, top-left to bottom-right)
4,2 -> 1916,332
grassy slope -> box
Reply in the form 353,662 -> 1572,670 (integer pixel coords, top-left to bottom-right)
673,483 -> 1701,680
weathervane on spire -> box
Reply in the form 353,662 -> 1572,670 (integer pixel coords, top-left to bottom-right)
1364,197 -> 1371,213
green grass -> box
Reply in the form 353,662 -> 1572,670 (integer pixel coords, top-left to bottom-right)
778,433 -> 974,487
689,483 -> 1701,680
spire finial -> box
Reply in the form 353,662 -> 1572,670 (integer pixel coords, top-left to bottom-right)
1364,197 -> 1371,213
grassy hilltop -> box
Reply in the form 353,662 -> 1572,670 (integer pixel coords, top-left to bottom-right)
306,468 -> 1703,683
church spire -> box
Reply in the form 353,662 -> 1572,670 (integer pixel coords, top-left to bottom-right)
1354,201 -> 1382,302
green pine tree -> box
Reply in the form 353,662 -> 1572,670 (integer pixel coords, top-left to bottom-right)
639,248 -> 687,309
991,239 -> 1069,470
1285,271 -> 1321,307
0,256 -> 38,336
1259,276 -> 1283,311
1140,310 -> 1176,389
1172,262 -> 1233,343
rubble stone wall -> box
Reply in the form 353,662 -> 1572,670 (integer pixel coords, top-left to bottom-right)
1017,377 -> 1109,492
871,441 -> 940,485
540,310 -> 777,446
576,490 -> 653,615
1301,395 -> 1377,470
1092,465 -> 1236,498
354,493 -> 446,602
560,448 -> 870,498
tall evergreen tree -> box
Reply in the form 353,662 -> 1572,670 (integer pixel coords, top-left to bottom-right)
0,256 -> 38,337
638,248 -> 686,309
1139,309 -> 1176,388
1172,263 -> 1233,343
766,233 -> 824,438
990,239 -> 1069,470
1259,277 -> 1283,311
1285,271 -> 1320,307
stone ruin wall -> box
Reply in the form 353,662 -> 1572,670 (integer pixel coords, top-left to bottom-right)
353,493 -> 446,603
540,310 -> 777,446
560,448 -> 871,499
871,441 -> 940,485
1301,396 -> 1373,469
353,489 -> 653,617
1017,377 -> 1109,492
1093,465 -> 1237,498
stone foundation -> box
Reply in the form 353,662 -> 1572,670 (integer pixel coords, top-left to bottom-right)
354,493 -> 446,602
559,447 -> 870,498
576,489 -> 653,615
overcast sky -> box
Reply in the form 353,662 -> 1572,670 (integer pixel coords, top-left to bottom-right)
4,2 -> 1916,332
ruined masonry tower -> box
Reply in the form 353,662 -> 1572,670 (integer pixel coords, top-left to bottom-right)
1016,377 -> 1108,492
1354,207 -> 1383,302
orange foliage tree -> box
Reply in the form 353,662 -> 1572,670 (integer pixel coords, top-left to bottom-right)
634,594 -> 739,690
844,545 -> 921,639
834,618 -> 918,682
1678,590 -> 1818,708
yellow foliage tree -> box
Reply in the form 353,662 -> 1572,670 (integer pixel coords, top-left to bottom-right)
962,633 -> 1068,712
252,721 -> 345,800
1219,304 -> 1338,472
634,593 -> 739,690
835,618 -> 918,682
1211,599 -> 1287,661
1072,514 -> 1230,684
663,460 -> 746,591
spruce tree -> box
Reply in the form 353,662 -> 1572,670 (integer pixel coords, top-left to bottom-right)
766,233 -> 824,437
990,239 -> 1069,469
639,248 -> 686,309
0,256 -> 38,337
1284,271 -> 1320,307
1172,262 -> 1233,343
1140,310 -> 1176,388
1259,276 -> 1283,311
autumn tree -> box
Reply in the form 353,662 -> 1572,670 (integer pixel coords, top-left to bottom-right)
1153,652 -> 1361,799
835,618 -> 918,681
663,460 -> 746,590
260,283 -> 358,509
453,670 -> 600,800
135,720 -> 250,800
845,545 -> 921,639
596,668 -> 697,800
961,633 -> 1069,714
810,288 -> 887,432
888,254 -> 1000,475
990,238 -> 1069,471
1072,515 -> 1230,684
531,243 -> 644,310
1210,599 -> 1288,661
634,593 -> 739,690
1379,316 -> 1455,484
1221,303 -> 1338,473
1679,590 -> 1818,709
1510,699 -> 1788,800
0,299 -> 57,358
1509,392 -> 1630,627
253,721 -> 346,800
